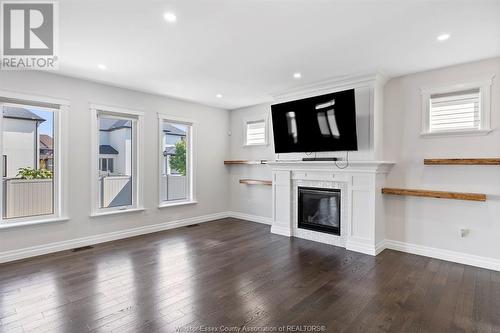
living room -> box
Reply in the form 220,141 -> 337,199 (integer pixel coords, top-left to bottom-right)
0,1 -> 499,332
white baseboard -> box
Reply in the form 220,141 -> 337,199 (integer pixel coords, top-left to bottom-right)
0,212 -> 230,264
384,240 -> 500,272
270,225 -> 292,237
345,241 -> 373,256
227,211 -> 272,225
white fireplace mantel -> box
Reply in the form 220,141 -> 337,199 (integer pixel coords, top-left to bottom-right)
267,160 -> 394,173
269,160 -> 394,256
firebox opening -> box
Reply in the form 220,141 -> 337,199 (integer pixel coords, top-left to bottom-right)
298,187 -> 340,236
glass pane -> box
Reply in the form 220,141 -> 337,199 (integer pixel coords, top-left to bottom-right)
160,121 -> 189,202
98,116 -> 132,208
2,105 -> 55,219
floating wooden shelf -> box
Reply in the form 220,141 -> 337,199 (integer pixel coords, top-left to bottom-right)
224,160 -> 267,165
424,158 -> 500,165
239,179 -> 272,186
382,188 -> 486,202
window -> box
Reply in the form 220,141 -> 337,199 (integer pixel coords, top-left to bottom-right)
91,105 -> 143,215
0,99 -> 65,223
99,158 -> 114,173
421,78 -> 492,136
429,89 -> 480,132
158,114 -> 194,206
244,117 -> 268,146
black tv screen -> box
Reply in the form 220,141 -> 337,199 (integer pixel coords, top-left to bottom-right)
271,89 -> 358,153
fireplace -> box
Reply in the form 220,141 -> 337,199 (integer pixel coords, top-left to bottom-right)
298,187 -> 341,236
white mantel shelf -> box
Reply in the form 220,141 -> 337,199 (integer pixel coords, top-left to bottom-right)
267,160 -> 395,173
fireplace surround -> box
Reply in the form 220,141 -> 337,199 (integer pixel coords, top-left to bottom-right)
269,160 -> 394,255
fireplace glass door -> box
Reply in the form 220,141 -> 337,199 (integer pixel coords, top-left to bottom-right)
298,187 -> 340,235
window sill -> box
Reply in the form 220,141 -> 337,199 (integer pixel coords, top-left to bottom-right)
158,200 -> 198,209
0,217 -> 69,230
90,207 -> 145,218
420,128 -> 493,138
243,143 -> 269,148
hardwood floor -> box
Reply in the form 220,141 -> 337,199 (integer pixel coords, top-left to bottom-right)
1,218 -> 499,332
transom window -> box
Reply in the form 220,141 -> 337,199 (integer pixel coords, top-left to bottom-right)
244,116 -> 268,146
429,89 -> 480,133
421,78 -> 492,136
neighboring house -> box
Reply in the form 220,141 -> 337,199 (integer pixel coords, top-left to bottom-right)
2,107 -> 46,178
162,123 -> 186,175
99,119 -> 132,176
39,134 -> 53,172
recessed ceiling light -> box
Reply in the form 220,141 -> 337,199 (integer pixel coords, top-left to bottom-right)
437,33 -> 450,41
97,64 -> 107,70
216,93 -> 223,98
163,12 -> 177,23
293,72 -> 302,79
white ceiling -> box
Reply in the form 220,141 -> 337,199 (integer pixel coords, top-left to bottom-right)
59,0 -> 500,110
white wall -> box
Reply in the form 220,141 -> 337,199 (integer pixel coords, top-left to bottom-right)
228,104 -> 274,218
3,118 -> 38,177
384,57 -> 500,260
0,70 -> 230,254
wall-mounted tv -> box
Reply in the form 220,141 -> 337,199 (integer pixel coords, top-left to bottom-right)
271,89 -> 357,153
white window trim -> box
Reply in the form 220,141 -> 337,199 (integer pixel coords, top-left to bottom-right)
90,104 -> 144,217
157,113 -> 196,208
420,77 -> 494,137
0,91 -> 69,227
243,113 -> 269,147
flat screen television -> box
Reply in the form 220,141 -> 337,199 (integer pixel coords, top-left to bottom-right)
271,89 -> 358,153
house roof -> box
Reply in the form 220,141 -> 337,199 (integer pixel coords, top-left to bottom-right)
99,119 -> 132,131
3,107 -> 46,122
39,134 -> 53,149
163,146 -> 177,156
163,123 -> 186,136
99,145 -> 119,155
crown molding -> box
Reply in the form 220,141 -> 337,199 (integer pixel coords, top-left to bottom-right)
271,72 -> 388,104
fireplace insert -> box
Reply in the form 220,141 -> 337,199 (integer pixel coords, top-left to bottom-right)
298,187 -> 340,235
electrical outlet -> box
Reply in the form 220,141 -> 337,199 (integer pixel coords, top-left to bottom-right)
460,228 -> 469,238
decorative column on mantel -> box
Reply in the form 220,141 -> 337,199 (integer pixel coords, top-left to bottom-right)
268,161 -> 394,256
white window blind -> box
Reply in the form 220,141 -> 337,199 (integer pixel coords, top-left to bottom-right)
246,120 -> 266,145
429,88 -> 481,133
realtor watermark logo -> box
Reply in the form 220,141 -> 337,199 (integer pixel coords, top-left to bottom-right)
1,1 -> 59,70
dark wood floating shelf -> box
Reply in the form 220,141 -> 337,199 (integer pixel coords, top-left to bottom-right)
382,188 -> 486,202
224,160 -> 267,165
239,179 -> 272,186
424,158 -> 500,165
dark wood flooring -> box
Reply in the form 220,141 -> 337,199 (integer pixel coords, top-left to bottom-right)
1,218 -> 499,332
